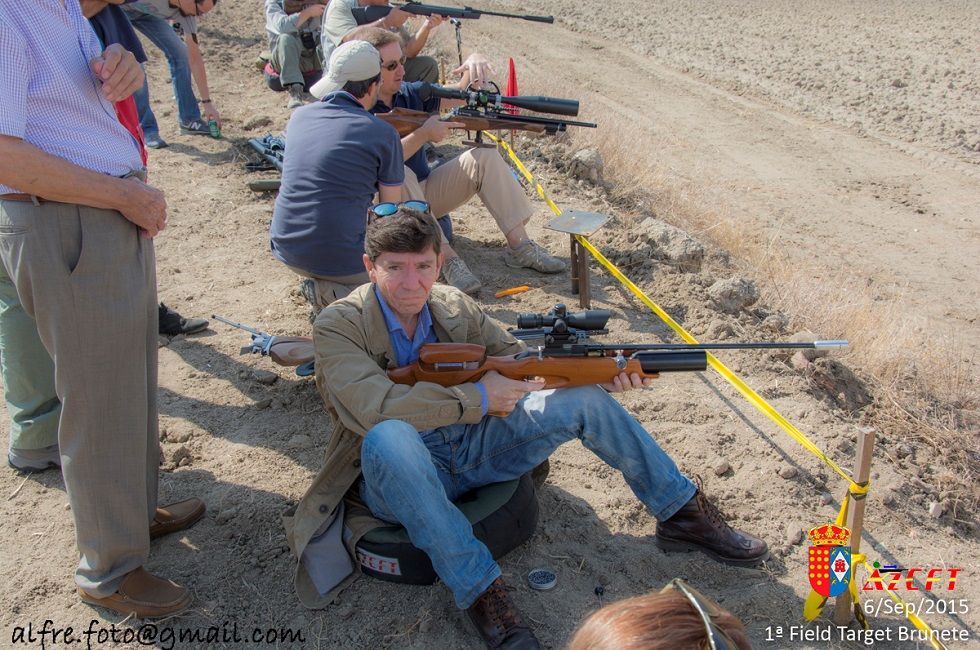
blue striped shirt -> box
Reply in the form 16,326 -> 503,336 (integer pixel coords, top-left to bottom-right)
0,0 -> 143,194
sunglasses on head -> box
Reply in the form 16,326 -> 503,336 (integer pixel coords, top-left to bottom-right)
381,55 -> 408,71
661,579 -> 738,650
367,200 -> 430,223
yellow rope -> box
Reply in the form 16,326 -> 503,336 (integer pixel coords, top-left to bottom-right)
486,131 -> 861,487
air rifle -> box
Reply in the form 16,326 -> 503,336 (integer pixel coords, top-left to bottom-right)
351,1 -> 553,25
378,82 -> 597,146
387,304 -> 849,415
247,133 -> 286,173
212,315 -> 315,376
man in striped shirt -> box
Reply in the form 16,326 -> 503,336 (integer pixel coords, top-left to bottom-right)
0,0 -> 203,619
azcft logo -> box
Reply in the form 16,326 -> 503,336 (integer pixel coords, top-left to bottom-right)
862,562 -> 961,591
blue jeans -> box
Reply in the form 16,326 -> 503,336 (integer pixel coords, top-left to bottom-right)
359,385 -> 696,609
126,12 -> 201,134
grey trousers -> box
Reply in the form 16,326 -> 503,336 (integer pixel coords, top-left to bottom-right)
271,33 -> 321,88
0,198 -> 159,597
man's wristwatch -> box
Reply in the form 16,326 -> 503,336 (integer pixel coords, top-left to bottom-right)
199,98 -> 212,104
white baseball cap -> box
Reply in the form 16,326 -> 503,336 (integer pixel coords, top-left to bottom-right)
310,41 -> 382,99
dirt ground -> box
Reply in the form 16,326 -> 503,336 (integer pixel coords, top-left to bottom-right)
2,1 -> 978,648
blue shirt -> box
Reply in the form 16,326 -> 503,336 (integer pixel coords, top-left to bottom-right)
0,0 -> 143,194
375,286 -> 489,427
270,91 -> 404,277
371,81 -> 440,182
90,4 -> 147,63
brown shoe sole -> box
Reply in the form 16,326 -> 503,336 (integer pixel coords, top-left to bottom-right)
654,535 -> 771,567
78,584 -> 192,619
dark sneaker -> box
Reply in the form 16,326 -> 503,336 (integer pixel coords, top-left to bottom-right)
299,279 -> 317,307
178,119 -> 211,136
144,133 -> 168,149
159,302 -> 209,336
655,483 -> 770,567
465,577 -> 541,649
7,445 -> 61,473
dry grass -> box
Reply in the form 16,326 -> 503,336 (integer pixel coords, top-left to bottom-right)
420,39 -> 979,511
560,110 -> 980,511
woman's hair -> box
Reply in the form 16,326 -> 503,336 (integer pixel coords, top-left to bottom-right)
568,584 -> 753,650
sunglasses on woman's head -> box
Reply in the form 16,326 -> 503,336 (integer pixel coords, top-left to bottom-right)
661,579 -> 738,650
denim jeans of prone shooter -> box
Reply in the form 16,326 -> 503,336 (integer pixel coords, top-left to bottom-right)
359,385 -> 696,609
126,12 -> 202,135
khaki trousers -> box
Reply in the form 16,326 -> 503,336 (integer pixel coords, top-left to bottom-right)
0,199 -> 158,597
401,147 -> 533,238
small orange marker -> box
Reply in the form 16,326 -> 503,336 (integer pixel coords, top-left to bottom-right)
495,285 -> 531,298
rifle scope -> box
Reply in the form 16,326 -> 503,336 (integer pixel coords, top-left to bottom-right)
517,305 -> 610,331
418,82 -> 580,117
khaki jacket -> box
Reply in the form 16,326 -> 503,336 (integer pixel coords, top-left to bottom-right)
284,283 -> 524,608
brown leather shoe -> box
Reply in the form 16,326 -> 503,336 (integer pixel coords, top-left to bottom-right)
78,567 -> 192,618
150,497 -> 206,540
465,577 -> 541,649
655,488 -> 770,566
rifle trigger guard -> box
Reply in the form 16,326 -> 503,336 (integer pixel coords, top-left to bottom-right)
614,350 -> 627,370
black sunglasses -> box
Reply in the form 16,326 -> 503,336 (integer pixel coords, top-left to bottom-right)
661,579 -> 738,650
381,55 -> 407,71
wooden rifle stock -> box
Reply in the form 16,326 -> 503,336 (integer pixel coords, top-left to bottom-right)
378,107 -> 548,138
266,336 -> 315,367
386,343 -> 708,412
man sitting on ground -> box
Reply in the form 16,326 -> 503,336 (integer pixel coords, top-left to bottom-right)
269,41 -> 404,314
264,0 -> 325,109
319,0 -> 441,84
339,27 -> 565,295
285,206 -> 769,648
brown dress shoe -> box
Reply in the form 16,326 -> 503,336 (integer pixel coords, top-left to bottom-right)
655,489 -> 770,566
78,567 -> 192,618
150,497 -> 206,539
466,577 -> 541,649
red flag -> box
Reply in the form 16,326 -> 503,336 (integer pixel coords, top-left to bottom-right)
504,57 -> 518,114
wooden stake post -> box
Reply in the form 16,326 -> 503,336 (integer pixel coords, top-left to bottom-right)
833,427 -> 876,625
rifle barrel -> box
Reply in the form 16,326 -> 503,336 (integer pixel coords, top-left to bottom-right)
471,9 -> 554,23
595,340 -> 849,351
211,315 -> 263,337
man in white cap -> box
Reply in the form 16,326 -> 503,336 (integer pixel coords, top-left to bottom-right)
270,40 -> 405,313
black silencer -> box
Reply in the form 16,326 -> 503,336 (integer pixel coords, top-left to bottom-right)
634,350 -> 708,373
